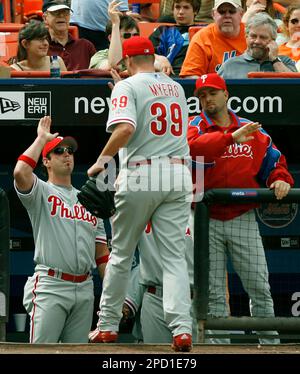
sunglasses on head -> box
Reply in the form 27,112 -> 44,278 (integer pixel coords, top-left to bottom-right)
290,18 -> 300,25
52,146 -> 74,155
122,32 -> 139,39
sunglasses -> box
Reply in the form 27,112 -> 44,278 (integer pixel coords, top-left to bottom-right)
52,146 -> 74,155
218,9 -> 237,15
290,18 -> 300,25
122,32 -> 139,39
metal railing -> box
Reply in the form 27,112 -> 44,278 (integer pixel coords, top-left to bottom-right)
0,188 -> 10,341
194,188 -> 300,343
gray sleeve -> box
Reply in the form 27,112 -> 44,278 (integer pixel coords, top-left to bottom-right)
14,175 -> 44,211
95,218 -> 107,244
217,64 -> 225,77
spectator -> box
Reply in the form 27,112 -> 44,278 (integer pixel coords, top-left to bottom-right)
218,12 -> 296,78
278,4 -> 300,63
9,20 -> 67,72
180,0 -> 246,78
242,0 -> 286,45
89,1 -> 173,75
242,0 -> 276,23
149,0 -> 200,76
89,2 -> 140,70
159,0 -> 214,24
188,73 -> 294,344
13,116 -> 109,343
70,0 -> 110,51
43,0 -> 96,70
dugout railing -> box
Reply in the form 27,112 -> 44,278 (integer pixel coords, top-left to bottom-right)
194,188 -> 300,343
0,189 -> 10,341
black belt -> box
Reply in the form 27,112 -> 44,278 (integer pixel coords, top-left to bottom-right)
147,286 -> 194,299
128,158 -> 186,167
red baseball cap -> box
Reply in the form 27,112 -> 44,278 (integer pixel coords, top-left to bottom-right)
195,73 -> 227,94
42,136 -> 78,158
122,36 -> 155,60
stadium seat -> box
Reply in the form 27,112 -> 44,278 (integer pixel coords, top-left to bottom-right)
14,0 -> 43,23
68,25 -> 79,40
0,32 -> 18,62
188,24 -> 208,41
0,23 -> 79,39
138,22 -> 174,38
273,2 -> 287,15
10,69 -> 113,79
0,24 -> 78,62
248,72 -> 300,78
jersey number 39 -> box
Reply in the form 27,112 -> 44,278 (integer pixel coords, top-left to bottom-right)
150,102 -> 182,137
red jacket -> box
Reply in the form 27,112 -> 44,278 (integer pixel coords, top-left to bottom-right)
188,110 -> 294,220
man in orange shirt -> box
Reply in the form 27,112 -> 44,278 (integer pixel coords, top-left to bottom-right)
180,0 -> 247,78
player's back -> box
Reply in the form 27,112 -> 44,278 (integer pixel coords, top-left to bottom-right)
108,72 -> 190,167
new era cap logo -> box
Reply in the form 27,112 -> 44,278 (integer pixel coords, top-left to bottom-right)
144,48 -> 150,53
0,97 -> 21,113
0,91 -> 51,120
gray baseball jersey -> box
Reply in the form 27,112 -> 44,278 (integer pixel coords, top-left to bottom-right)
98,71 -> 193,339
15,175 -> 106,343
107,72 -> 190,168
15,176 -> 106,273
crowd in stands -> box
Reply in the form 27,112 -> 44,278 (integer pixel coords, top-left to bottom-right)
0,0 -> 299,75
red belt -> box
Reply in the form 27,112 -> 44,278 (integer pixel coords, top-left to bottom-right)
128,158 -> 186,167
48,268 -> 90,283
147,286 -> 194,299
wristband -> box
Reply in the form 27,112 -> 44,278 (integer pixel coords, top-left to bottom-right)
96,254 -> 109,266
18,155 -> 37,169
271,57 -> 281,64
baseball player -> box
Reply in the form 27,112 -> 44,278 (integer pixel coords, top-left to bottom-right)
87,36 -> 193,351
139,220 -> 198,343
99,220 -> 197,344
13,116 -> 109,343
188,73 -> 294,344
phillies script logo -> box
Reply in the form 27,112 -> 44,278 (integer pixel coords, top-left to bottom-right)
48,195 -> 97,226
222,143 -> 253,159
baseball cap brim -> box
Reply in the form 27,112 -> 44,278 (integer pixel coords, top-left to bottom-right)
42,136 -> 78,158
45,5 -> 72,12
195,83 -> 225,93
213,0 -> 241,9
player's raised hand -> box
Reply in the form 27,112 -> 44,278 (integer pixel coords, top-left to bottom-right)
232,122 -> 261,144
108,68 -> 122,90
37,116 -> 59,143
270,180 -> 291,200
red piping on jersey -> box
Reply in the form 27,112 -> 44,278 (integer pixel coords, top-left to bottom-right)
30,274 -> 39,343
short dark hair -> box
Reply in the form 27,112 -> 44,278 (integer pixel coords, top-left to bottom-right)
172,0 -> 201,14
105,15 -> 139,37
17,20 -> 48,61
